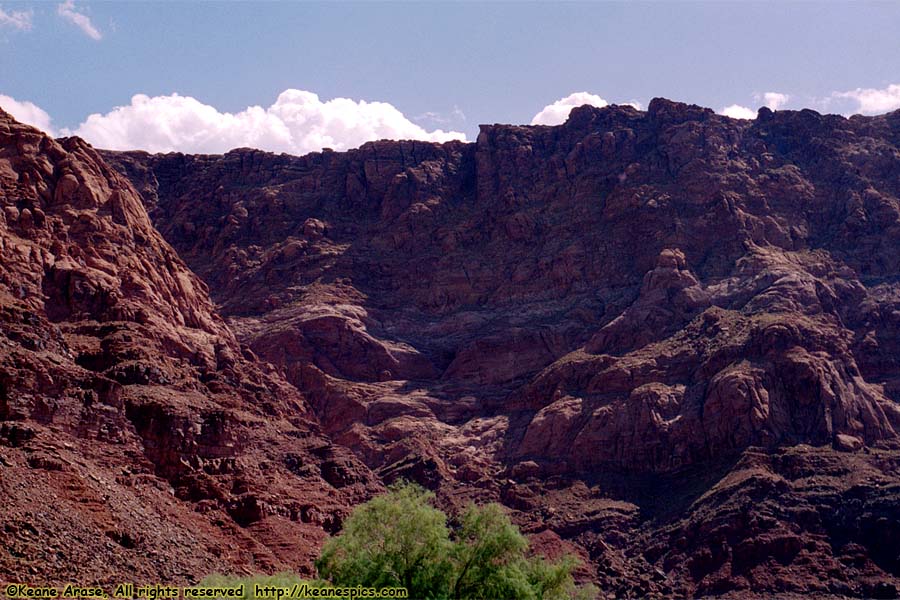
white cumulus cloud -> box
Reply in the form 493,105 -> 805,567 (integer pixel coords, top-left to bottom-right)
760,92 -> 790,110
832,83 -> 900,115
0,5 -> 32,30
531,92 -> 610,126
62,90 -> 467,154
720,104 -> 757,120
57,0 -> 101,40
0,94 -> 56,135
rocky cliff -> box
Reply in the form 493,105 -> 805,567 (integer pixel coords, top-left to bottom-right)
1,97 -> 899,597
0,109 -> 379,585
103,100 -> 900,597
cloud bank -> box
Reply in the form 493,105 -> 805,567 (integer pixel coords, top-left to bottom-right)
722,85 -> 900,119
14,84 -> 899,159
57,0 -> 101,40
761,92 -> 789,110
0,5 -> 32,30
720,91 -> 790,120
531,92 -> 644,126
833,83 -> 900,115
59,90 -> 466,154
0,94 -> 55,135
531,92 -> 610,126
719,104 -> 757,120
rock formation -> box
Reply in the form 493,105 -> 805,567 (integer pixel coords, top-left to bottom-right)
2,97 -> 899,597
0,109 -> 378,585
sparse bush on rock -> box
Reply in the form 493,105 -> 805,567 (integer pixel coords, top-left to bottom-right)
209,483 -> 595,600
318,482 -> 595,600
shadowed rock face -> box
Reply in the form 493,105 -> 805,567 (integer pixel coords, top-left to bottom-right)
105,100 -> 900,470
2,97 -> 900,597
101,99 -> 900,597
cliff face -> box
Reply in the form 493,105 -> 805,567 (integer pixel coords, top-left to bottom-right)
0,110 -> 378,585
105,100 -> 900,470
2,97 -> 899,597
103,100 -> 900,597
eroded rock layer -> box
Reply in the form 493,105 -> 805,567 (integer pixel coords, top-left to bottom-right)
0,109 -> 378,585
103,100 -> 900,597
1,97 -> 899,597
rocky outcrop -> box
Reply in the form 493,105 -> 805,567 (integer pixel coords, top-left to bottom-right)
100,99 -> 900,597
584,248 -> 709,354
513,246 -> 899,475
0,109 -> 378,584
3,96 -> 900,596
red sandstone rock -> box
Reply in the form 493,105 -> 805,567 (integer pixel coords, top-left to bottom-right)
3,96 -> 900,596
0,109 -> 379,584
102,99 -> 900,596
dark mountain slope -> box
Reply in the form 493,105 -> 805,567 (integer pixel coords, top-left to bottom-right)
103,99 -> 900,597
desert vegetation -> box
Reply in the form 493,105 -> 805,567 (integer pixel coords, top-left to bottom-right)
205,482 -> 595,600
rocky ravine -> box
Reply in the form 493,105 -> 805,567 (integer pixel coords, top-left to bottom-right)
0,98 -> 898,598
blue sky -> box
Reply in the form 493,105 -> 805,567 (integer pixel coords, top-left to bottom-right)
1,1 -> 899,154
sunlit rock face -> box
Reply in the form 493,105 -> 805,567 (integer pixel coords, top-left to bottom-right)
0,108 -> 379,584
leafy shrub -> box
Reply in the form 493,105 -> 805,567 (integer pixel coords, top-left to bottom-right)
316,482 -> 596,600
204,483 -> 596,599
316,482 -> 453,597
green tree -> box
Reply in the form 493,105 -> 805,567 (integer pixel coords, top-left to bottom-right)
524,555 -> 597,600
450,503 -> 533,600
315,482 -> 453,599
450,504 -> 590,600
315,482 -> 596,600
